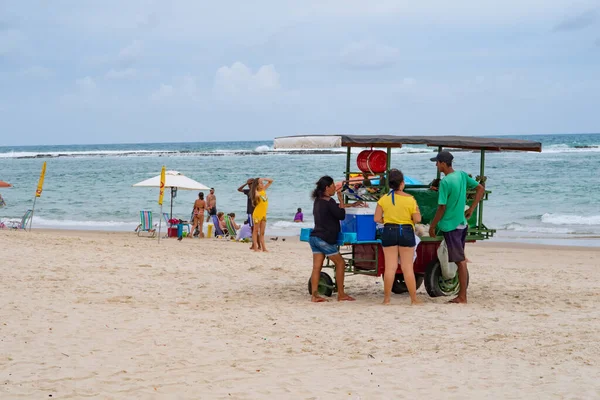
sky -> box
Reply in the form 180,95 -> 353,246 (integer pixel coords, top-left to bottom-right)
1,0 -> 599,146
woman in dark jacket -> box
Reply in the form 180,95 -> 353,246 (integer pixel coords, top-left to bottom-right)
309,176 -> 363,302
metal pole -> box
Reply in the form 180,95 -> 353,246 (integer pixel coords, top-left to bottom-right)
345,147 -> 351,205
478,149 -> 485,229
385,147 -> 391,192
170,188 -> 174,220
436,146 -> 442,180
28,196 -> 37,232
158,204 -> 164,243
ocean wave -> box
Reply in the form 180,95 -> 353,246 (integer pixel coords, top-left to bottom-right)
271,220 -> 313,230
541,213 -> 600,226
501,223 -> 575,234
32,216 -> 137,230
543,144 -> 600,154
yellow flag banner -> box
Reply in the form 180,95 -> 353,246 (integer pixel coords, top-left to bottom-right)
158,166 -> 166,205
35,161 -> 47,198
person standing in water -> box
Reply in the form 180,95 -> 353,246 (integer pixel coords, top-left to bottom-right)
250,177 -> 274,252
309,175 -> 364,302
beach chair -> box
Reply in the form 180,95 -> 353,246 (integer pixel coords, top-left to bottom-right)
6,209 -> 33,230
135,210 -> 157,237
211,214 -> 226,237
224,215 -> 237,238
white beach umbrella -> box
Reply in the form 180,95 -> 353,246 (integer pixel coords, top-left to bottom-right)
133,170 -> 210,218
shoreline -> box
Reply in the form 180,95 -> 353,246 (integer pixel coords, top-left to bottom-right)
10,226 -> 600,249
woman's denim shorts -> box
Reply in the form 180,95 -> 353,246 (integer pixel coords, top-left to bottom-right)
309,236 -> 339,256
381,224 -> 416,247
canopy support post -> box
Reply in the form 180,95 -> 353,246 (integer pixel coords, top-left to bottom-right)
436,146 -> 442,180
345,147 -> 351,205
385,147 -> 391,192
478,149 -> 485,229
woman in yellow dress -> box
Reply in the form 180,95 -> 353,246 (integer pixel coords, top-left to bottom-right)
374,169 -> 422,305
250,177 -> 274,252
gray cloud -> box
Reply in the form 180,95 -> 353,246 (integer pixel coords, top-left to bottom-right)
118,39 -> 143,67
553,9 -> 597,32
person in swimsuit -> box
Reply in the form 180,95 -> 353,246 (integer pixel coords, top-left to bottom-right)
206,188 -> 217,222
190,192 -> 206,238
250,177 -> 273,252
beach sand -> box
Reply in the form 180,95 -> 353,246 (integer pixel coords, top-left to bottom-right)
1,229 -> 599,399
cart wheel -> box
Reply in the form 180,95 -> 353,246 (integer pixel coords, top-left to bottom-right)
390,274 -> 424,294
307,272 -> 334,297
424,260 -> 469,297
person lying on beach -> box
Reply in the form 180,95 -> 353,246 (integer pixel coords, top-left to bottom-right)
308,175 -> 364,303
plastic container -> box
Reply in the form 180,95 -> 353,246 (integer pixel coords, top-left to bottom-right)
207,223 -> 214,238
356,150 -> 387,174
337,232 -> 357,245
300,228 -> 312,242
341,208 -> 376,241
168,227 -> 178,238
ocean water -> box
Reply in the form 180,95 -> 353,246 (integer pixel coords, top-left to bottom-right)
1,133 -> 599,246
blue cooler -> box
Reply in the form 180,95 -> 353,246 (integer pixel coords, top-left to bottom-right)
341,208 -> 376,241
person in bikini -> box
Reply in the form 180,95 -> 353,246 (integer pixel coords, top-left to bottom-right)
237,178 -> 261,250
250,177 -> 273,252
190,192 -> 206,238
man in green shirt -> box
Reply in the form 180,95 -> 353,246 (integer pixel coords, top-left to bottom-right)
429,151 -> 485,304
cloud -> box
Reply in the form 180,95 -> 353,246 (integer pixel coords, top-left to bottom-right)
553,9 -> 597,32
214,62 -> 281,97
105,68 -> 137,79
118,39 -> 143,66
20,66 -> 53,79
76,76 -> 96,90
150,84 -> 174,101
340,40 -> 399,69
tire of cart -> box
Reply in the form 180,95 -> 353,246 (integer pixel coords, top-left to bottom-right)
307,272 -> 334,297
388,273 -> 424,294
424,259 -> 469,297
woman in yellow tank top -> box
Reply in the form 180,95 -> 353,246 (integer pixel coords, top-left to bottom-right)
374,169 -> 422,305
251,177 -> 273,252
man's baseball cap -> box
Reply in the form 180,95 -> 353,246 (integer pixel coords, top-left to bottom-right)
430,150 -> 454,164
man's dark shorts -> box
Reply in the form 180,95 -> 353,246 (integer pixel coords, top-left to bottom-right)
442,227 -> 467,262
208,207 -> 217,216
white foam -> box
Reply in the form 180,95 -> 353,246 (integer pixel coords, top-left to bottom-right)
271,220 -> 313,230
254,145 -> 270,152
32,216 -> 138,230
502,223 -> 574,234
541,213 -> 600,226
543,144 -> 600,154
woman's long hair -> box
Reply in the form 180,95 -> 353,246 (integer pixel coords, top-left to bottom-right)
198,192 -> 204,200
311,176 -> 334,200
250,178 -> 260,206
388,169 -> 405,191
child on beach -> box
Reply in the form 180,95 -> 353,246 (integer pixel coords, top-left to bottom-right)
294,208 -> 303,222
236,221 -> 253,241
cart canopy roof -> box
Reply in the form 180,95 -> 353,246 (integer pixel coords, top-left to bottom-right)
274,134 -> 542,152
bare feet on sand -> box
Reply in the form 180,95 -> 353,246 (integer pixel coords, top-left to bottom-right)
411,299 -> 423,305
311,295 -> 328,303
337,294 -> 355,302
448,296 -> 467,304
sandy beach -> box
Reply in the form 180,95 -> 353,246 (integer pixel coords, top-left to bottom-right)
1,229 -> 599,399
